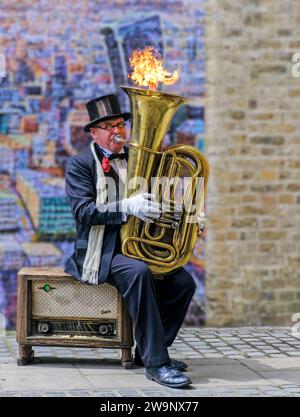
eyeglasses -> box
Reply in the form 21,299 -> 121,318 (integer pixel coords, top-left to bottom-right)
94,122 -> 127,131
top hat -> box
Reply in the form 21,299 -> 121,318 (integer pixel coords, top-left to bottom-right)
84,94 -> 131,132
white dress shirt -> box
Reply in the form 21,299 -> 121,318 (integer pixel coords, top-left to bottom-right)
98,145 -> 127,220
98,145 -> 127,184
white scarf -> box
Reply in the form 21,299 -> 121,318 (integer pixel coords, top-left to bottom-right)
80,142 -> 107,284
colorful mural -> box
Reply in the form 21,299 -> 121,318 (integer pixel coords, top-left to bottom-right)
0,0 -> 206,329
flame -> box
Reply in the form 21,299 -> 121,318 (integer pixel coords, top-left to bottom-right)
129,46 -> 178,90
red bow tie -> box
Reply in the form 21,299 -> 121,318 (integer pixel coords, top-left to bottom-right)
101,154 -> 126,173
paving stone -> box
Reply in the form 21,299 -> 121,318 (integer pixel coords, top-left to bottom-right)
259,370 -> 300,385
1,368 -> 94,391
201,353 -> 224,358
219,347 -> 239,351
118,389 -> 139,396
240,339 -> 257,342
236,388 -> 261,395
95,391 -> 117,397
190,391 -> 213,396
283,386 -> 300,391
182,338 -> 199,341
141,390 -> 168,397
225,355 -> 246,359
20,392 -> 43,397
252,345 -> 269,348
269,354 -> 288,358
264,391 -> 290,397
68,390 -> 92,396
44,392 -> 67,397
244,353 -> 265,357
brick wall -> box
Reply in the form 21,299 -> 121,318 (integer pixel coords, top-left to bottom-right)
205,0 -> 300,325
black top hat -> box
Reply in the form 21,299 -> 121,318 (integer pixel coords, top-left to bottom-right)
84,94 -> 131,132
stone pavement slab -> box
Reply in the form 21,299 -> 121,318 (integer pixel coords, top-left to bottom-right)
186,363 -> 270,387
0,366 -> 93,391
84,373 -> 156,389
258,371 -> 300,386
239,357 -> 300,372
1,327 -> 300,397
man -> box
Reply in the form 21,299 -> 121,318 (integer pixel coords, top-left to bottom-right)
64,94 -> 205,388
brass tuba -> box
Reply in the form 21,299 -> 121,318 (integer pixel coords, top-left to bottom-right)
120,86 -> 209,275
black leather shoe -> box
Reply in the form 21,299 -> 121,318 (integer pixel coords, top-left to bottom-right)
146,364 -> 192,388
169,358 -> 188,371
134,349 -> 188,371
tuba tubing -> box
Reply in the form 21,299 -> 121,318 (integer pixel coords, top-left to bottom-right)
120,86 -> 209,275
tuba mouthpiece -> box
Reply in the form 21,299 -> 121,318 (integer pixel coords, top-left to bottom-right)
113,134 -> 126,144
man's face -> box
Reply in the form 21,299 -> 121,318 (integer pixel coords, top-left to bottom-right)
89,117 -> 127,153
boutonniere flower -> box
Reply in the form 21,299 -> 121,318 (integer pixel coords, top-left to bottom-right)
101,157 -> 111,173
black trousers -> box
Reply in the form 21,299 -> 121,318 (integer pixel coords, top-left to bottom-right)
107,253 -> 196,367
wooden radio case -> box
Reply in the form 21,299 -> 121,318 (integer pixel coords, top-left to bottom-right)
16,268 -> 133,368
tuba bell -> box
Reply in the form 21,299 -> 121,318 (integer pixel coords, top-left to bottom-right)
120,86 -> 209,275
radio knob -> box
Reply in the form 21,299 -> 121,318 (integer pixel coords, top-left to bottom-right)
38,322 -> 51,334
98,324 -> 109,335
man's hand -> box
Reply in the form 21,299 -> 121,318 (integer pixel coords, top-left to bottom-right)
121,192 -> 161,222
196,211 -> 206,235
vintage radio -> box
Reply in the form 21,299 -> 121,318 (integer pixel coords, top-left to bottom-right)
16,268 -> 133,368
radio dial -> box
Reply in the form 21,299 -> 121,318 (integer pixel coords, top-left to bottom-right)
98,324 -> 109,335
38,322 -> 51,334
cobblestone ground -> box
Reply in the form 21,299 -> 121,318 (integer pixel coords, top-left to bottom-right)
1,327 -> 300,397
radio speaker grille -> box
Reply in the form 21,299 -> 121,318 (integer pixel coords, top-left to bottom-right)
32,280 -> 120,319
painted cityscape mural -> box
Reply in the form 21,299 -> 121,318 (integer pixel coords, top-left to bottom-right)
0,0 -> 206,329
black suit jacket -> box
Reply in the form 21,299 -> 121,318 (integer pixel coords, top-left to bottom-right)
64,143 -> 129,283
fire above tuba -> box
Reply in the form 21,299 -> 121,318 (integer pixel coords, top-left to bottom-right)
120,86 -> 209,275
